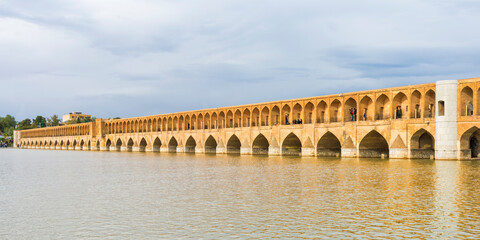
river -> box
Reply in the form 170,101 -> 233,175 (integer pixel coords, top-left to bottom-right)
1,149 -> 479,238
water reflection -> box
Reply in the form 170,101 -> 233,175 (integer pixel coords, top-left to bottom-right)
0,149 -> 479,238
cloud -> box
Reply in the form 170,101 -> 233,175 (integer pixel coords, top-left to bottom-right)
1,0 -> 480,120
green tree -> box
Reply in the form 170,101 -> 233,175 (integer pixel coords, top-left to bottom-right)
17,118 -> 33,130
50,115 -> 60,126
34,116 -> 47,128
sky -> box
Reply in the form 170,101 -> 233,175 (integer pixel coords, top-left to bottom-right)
1,0 -> 480,120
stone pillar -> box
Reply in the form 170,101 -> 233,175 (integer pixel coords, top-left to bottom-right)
132,147 -> 140,152
240,147 -> 252,155
301,147 -> 315,156
268,147 -> 280,156
216,146 -> 226,154
195,147 -> 205,154
341,148 -> 357,158
390,148 -> 408,159
160,147 -> 168,153
435,80 -> 459,160
176,147 -> 184,153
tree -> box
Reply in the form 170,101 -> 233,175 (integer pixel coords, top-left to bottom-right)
47,115 -> 60,127
34,116 -> 47,128
17,119 -> 33,130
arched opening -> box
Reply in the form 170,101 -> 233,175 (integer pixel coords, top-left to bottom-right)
87,140 -> 91,150
393,92 -> 408,119
168,137 -> 178,153
205,135 -> 217,154
304,102 -> 314,124
243,109 -> 250,127
116,139 -> 122,151
281,133 -> 302,156
376,94 -> 390,120
317,132 -> 341,157
411,90 -> 422,118
359,96 -> 374,121
227,135 -> 241,154
66,140 -> 70,150
211,113 -> 218,129
185,136 -> 196,153
252,134 -> 269,155
219,112 -> 225,129
179,116 -> 184,131
167,117 -> 173,131
197,113 -> 204,130
410,129 -> 434,159
226,111 -> 233,128
460,86 -> 474,116
96,140 -> 100,151
281,104 -> 291,125
72,140 -> 77,150
234,110 -> 241,128
252,108 -> 260,127
261,107 -> 269,126
153,137 -> 161,152
185,115 -> 191,130
204,113 -> 210,129
330,100 -> 341,122
127,138 -> 134,152
359,131 -> 389,158
460,127 -> 480,158
344,98 -> 357,122
80,140 -> 84,150
190,115 -> 196,130
105,139 -> 111,151
292,103 -> 302,124
173,116 -> 178,131
317,101 -> 327,123
424,90 -> 435,118
271,106 -> 280,125
139,138 -> 147,152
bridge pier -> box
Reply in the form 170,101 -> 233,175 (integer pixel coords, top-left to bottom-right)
240,147 -> 252,155
176,147 -> 184,153
390,148 -> 408,159
268,147 -> 281,156
341,148 -> 357,158
216,146 -> 226,154
301,147 -> 315,157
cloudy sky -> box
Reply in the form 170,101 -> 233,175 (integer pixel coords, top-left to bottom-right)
1,0 -> 480,120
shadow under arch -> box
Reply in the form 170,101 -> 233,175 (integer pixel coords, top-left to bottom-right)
410,129 -> 434,159
460,126 -> 480,158
282,133 -> 302,156
227,135 -> 241,154
359,130 -> 389,158
317,132 -> 341,157
168,137 -> 178,153
185,136 -> 196,153
252,134 -> 269,155
205,135 -> 217,154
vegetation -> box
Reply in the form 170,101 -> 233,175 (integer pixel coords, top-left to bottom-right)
0,114 -> 96,138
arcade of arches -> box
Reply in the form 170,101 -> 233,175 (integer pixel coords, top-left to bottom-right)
15,78 -> 480,160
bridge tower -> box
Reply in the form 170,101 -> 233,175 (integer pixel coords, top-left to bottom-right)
435,80 -> 459,159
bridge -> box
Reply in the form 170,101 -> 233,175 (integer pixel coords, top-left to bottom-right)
15,78 -> 480,160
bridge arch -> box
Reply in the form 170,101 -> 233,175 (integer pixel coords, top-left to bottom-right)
205,135 -> 217,154
304,102 -> 314,124
252,108 -> 260,127
410,129 -> 434,159
359,130 -> 389,158
152,137 -> 161,152
80,140 -> 84,150
281,104 -> 291,125
127,138 -> 134,152
292,103 -> 302,124
424,89 -> 436,118
344,98 -> 357,122
360,96 -> 374,121
411,90 -> 422,118
105,139 -> 111,151
168,137 -> 178,153
317,100 -> 327,123
261,106 -> 270,126
393,92 -> 408,119
271,105 -> 280,125
227,134 -> 241,154
87,140 -> 91,150
66,140 -> 70,150
234,110 -> 241,127
461,86 -> 474,116
317,132 -> 341,157
460,127 -> 480,158
330,99 -> 341,122
282,133 -> 302,156
376,94 -> 390,120
115,139 -> 122,151
185,136 -> 196,153
252,134 -> 269,155
139,138 -> 147,152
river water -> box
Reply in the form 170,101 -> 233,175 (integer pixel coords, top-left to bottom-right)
1,149 -> 479,239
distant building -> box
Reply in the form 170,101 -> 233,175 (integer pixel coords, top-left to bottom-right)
62,112 -> 91,122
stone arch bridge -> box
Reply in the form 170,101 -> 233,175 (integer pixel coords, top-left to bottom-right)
15,78 -> 480,160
